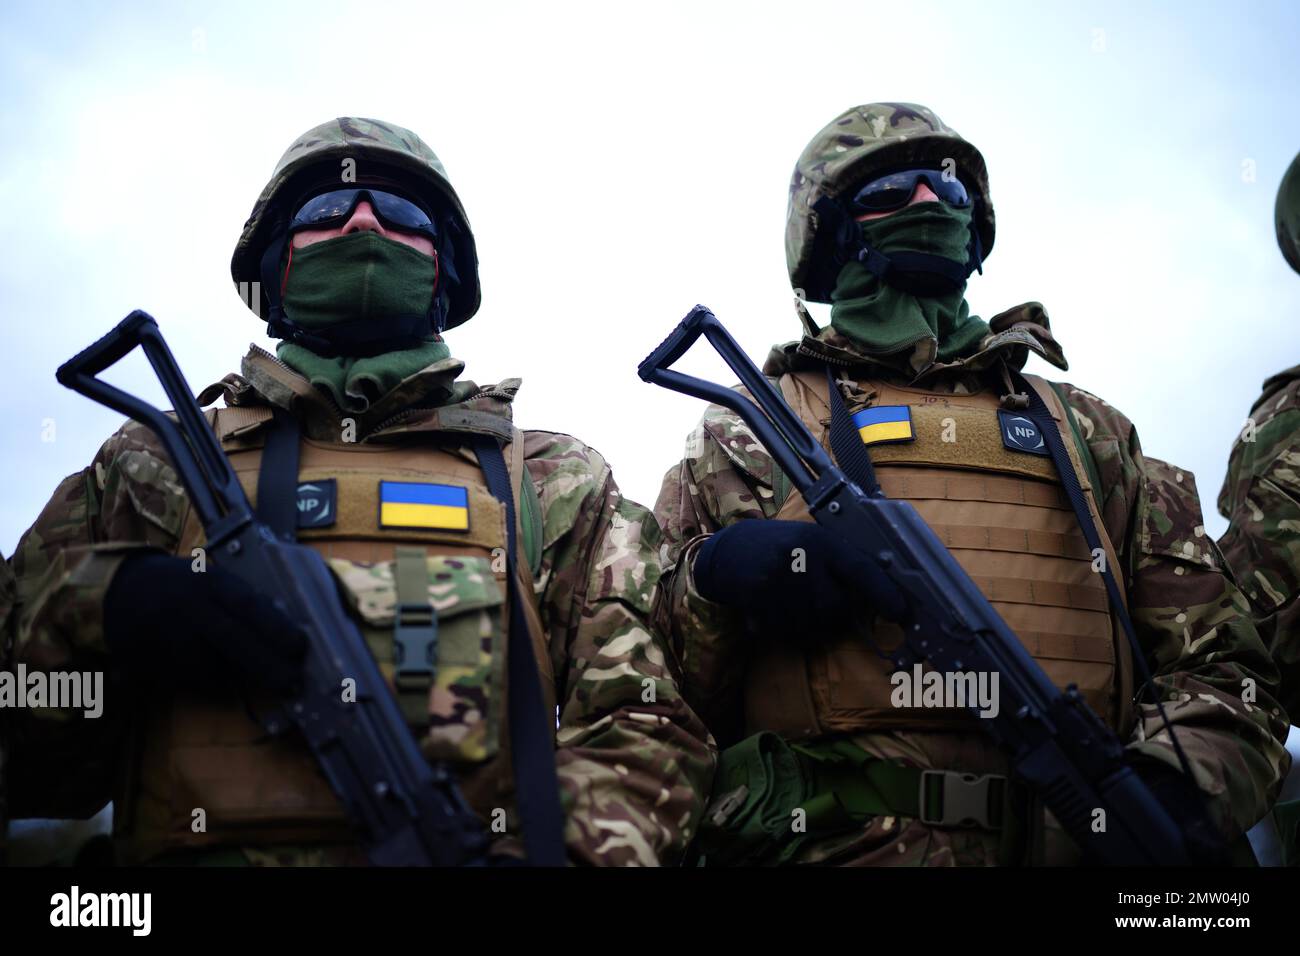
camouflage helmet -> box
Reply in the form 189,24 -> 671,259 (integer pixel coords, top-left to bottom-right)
230,117 -> 480,330
787,103 -> 995,302
1277,151 -> 1300,275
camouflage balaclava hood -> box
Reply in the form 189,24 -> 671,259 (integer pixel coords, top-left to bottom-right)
789,103 -> 995,364
830,202 -> 990,363
1278,151 -> 1300,275
230,117 -> 481,356
275,232 -> 452,412
786,103 -> 994,303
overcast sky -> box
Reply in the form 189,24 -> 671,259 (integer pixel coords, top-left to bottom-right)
2,0 -> 1298,556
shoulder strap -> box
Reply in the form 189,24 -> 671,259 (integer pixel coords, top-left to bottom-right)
1019,374 -> 1125,605
762,375 -> 792,511
255,406 -> 302,542
1021,373 -> 1133,730
472,434 -> 567,866
1045,380 -> 1106,510
823,365 -> 882,496
507,427 -> 544,577
1009,368 -> 1195,778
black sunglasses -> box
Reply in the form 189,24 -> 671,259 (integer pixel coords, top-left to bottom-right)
849,168 -> 971,215
290,188 -> 437,238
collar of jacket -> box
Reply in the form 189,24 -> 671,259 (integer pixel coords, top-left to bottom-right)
762,299 -> 1070,387
1256,362 -> 1300,409
195,344 -> 519,444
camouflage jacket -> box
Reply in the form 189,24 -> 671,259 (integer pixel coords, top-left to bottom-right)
5,345 -> 714,866
653,305 -> 1290,863
1218,363 -> 1300,718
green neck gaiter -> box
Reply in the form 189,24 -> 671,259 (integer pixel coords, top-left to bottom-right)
276,231 -> 451,412
829,202 -> 989,364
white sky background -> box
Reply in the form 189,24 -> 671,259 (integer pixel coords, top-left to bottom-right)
1,0 -> 1298,556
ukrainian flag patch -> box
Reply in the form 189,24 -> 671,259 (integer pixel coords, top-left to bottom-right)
852,405 -> 915,446
378,481 -> 470,531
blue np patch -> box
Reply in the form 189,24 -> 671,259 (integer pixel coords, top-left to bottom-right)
296,480 -> 337,528
997,410 -> 1050,457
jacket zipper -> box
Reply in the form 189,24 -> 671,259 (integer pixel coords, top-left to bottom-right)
797,342 -> 855,367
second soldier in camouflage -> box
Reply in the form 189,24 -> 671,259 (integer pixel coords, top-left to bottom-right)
1217,149 -> 1300,863
653,103 -> 1289,866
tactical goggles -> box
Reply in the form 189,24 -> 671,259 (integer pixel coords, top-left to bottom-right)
289,187 -> 437,238
849,168 -> 971,215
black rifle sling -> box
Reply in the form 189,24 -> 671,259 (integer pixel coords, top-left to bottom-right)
472,434 -> 567,866
255,406 -> 302,541
1002,371 -> 1140,650
823,365 -> 882,496
1007,368 -> 1195,777
821,365 -> 1195,773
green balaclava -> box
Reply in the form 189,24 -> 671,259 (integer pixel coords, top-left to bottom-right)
275,230 -> 452,412
829,201 -> 990,364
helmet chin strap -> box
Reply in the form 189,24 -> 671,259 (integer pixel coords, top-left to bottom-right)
257,228 -> 450,358
813,196 -> 984,299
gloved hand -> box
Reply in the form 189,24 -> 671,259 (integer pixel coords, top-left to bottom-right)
104,551 -> 308,692
691,520 -> 902,636
1126,753 -> 1231,866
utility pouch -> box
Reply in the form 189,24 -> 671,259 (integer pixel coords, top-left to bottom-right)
692,731 -> 819,866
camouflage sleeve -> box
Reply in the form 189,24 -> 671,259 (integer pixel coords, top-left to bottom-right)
1061,384 -> 1291,836
1216,381 -> 1300,716
523,430 -> 715,866
7,419 -> 185,817
651,396 -> 781,745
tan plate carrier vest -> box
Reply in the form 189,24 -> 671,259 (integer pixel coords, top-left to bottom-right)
117,406 -> 552,861
743,369 -> 1136,742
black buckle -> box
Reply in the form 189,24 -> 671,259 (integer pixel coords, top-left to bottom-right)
393,603 -> 438,680
919,770 -> 1006,830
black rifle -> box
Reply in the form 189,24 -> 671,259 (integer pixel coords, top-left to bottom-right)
58,310 -> 490,866
640,305 -> 1198,865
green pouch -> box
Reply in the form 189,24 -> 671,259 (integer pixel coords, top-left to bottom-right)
693,731 -> 817,866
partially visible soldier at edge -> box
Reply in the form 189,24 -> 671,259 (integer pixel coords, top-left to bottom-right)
1217,150 -> 1300,863
2,117 -> 713,866
652,102 -> 1290,865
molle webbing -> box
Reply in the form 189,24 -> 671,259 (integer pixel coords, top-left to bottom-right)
216,405 -> 543,574
743,369 -> 1129,739
121,405 -> 557,861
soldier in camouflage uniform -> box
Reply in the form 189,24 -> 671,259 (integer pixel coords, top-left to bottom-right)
652,103 -> 1289,865
1217,150 -> 1300,862
1218,151 -> 1300,716
3,117 -> 713,866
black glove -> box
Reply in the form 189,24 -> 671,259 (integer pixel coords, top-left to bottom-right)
104,551 -> 307,692
1126,753 -> 1231,866
692,520 -> 902,636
